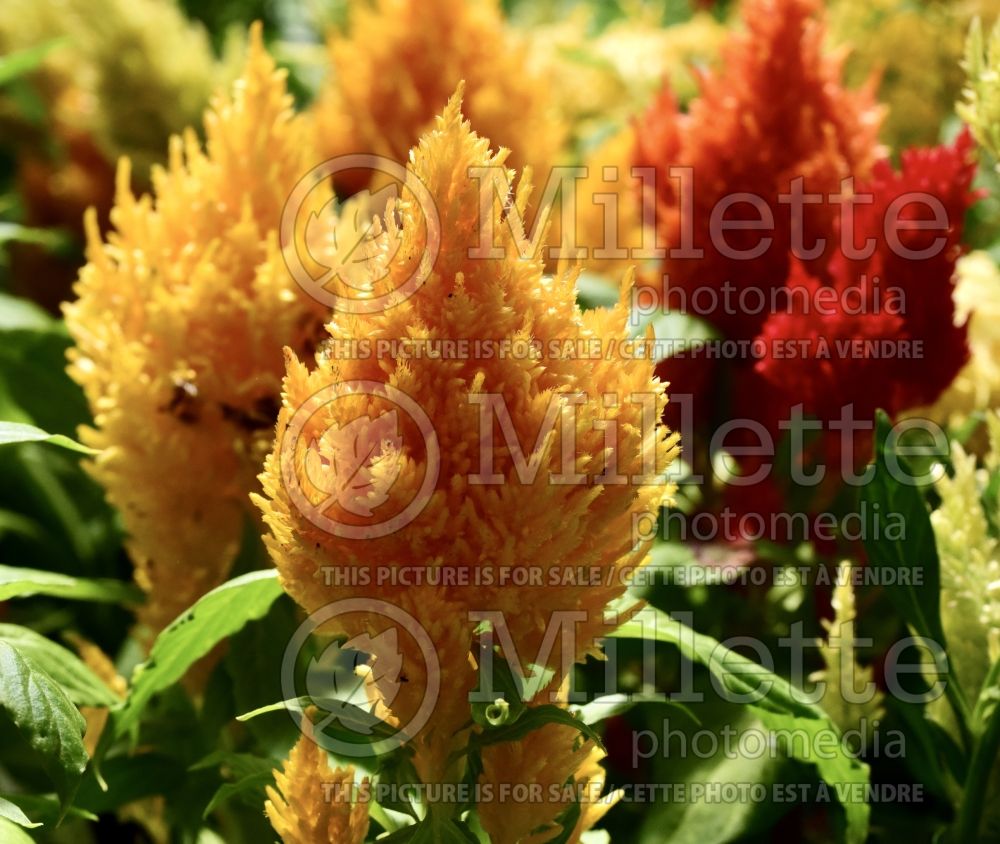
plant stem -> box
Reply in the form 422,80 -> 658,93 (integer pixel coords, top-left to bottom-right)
954,700 -> 1000,844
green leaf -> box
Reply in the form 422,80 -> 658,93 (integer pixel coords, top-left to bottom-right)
576,272 -> 620,310
203,770 -> 275,818
611,609 -> 826,720
236,695 -> 399,753
0,310 -> 89,436
0,422 -> 97,455
224,596 -> 303,754
955,656 -> 1000,843
189,750 -> 269,775
0,510 -> 45,542
0,565 -> 141,604
861,412 -> 973,751
112,571 -> 285,741
462,704 -> 605,761
193,752 -> 278,819
860,410 -> 945,646
572,693 -> 697,727
0,625 -> 119,708
611,607 -> 870,844
0,794 -> 97,827
0,818 -> 36,844
0,39 -> 66,86
639,310 -> 720,361
0,223 -> 73,253
0,796 -> 41,829
471,642 -> 528,727
0,293 -> 59,333
0,641 -> 89,813
393,817 -> 480,844
637,703 -> 793,844
73,753 -> 186,815
544,797 -> 582,844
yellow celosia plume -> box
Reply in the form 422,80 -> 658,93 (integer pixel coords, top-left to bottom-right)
266,731 -> 369,844
931,420 -> 1000,708
65,24 -> 341,636
255,91 -> 677,793
811,562 -> 884,735
312,0 -> 565,194
961,16 -> 1000,165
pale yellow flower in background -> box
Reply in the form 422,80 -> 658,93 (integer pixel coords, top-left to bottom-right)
928,415 -> 1000,834
524,11 -> 726,151
810,561 -> 884,736
961,16 -> 1000,163
829,0 -> 999,149
931,419 -> 1000,711
0,0 -> 240,180
922,252 -> 1000,437
570,125 -> 649,280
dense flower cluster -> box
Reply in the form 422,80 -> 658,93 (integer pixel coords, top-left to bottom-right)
923,252 -> 1000,435
312,0 -> 564,195
633,0 -> 977,532
33,1 -> 1000,840
931,415 -> 1000,713
266,726 -> 370,844
255,94 -> 677,821
961,17 -> 1000,164
929,414 -> 1000,836
827,0 -> 996,149
635,0 -> 884,340
64,27 -> 339,635
478,720 -> 618,843
753,133 -> 977,424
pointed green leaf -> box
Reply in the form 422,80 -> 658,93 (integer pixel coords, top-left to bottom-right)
112,571 -> 284,740
611,607 -> 870,844
0,625 -> 119,707
0,565 -> 141,604
0,422 -> 96,455
0,796 -> 40,829
860,410 -> 945,645
0,39 -> 66,86
0,818 -> 35,844
0,641 -> 89,812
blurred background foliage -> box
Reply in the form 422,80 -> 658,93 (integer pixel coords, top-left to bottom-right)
1,1 -> 999,842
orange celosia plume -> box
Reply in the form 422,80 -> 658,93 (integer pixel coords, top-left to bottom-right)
255,92 -> 677,795
478,721 -> 618,844
266,730 -> 369,844
312,0 -> 565,195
